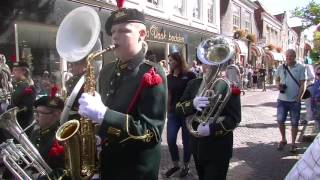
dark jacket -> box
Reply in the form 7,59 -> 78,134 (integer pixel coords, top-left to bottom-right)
30,122 -> 64,170
176,78 -> 241,161
97,50 -> 167,180
10,79 -> 36,132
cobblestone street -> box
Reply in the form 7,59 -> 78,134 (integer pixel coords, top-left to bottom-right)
159,86 -> 311,180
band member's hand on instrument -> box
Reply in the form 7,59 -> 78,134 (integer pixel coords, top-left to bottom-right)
78,91 -> 107,124
197,122 -> 210,136
193,96 -> 209,111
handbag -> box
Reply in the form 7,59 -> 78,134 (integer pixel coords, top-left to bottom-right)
283,65 -> 311,99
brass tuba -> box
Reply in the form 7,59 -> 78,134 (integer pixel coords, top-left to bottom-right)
0,107 -> 52,180
186,36 -> 235,137
55,6 -> 116,179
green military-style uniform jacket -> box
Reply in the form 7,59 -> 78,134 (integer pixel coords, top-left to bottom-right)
30,122 -> 64,170
97,49 -> 167,180
176,78 -> 241,161
10,79 -> 36,132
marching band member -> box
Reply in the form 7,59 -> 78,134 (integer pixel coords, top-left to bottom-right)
65,59 -> 86,120
176,62 -> 241,180
10,62 -> 36,134
77,1 -> 167,180
30,87 -> 65,170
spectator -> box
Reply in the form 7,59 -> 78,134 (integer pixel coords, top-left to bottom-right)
285,133 -> 320,180
159,59 -> 170,75
190,60 -> 203,78
165,52 -> 196,178
225,59 -> 241,87
302,64 -> 315,125
252,68 -> 258,90
311,66 -> 320,132
259,64 -> 267,91
247,65 -> 253,88
274,49 -> 307,153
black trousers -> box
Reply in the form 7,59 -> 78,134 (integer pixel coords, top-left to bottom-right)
193,154 -> 230,180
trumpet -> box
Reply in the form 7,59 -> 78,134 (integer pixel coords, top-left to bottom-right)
0,107 -> 52,180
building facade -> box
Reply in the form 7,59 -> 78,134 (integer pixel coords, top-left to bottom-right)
220,0 -> 259,66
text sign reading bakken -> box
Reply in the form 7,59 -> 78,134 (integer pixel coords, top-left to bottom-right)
146,25 -> 185,44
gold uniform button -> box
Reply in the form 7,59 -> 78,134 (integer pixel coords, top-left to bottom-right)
116,72 -> 121,76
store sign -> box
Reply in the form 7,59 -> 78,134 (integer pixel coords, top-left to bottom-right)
146,25 -> 185,44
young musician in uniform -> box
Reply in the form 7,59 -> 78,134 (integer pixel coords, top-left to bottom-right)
176,60 -> 241,180
10,62 -> 36,134
77,1 -> 167,179
30,90 -> 65,170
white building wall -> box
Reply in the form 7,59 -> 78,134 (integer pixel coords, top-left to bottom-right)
106,0 -> 220,34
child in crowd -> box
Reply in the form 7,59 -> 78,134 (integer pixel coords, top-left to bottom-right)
311,66 -> 320,132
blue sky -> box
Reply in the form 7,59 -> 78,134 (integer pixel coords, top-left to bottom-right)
254,0 -> 316,40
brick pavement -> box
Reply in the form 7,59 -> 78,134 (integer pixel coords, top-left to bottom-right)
159,86 -> 311,180
0,86 -> 311,179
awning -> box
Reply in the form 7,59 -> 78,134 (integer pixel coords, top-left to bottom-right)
266,51 -> 285,61
234,40 -> 248,55
251,46 -> 263,56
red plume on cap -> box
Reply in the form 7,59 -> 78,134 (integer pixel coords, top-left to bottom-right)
116,0 -> 125,9
50,85 -> 59,99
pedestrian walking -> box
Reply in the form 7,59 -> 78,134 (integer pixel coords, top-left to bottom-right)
165,52 -> 196,178
274,49 -> 307,153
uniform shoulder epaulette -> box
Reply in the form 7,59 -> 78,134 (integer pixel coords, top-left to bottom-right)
104,60 -> 117,66
143,60 -> 158,67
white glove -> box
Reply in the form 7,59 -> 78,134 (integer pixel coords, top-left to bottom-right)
193,96 -> 209,111
78,92 -> 107,124
197,122 -> 210,136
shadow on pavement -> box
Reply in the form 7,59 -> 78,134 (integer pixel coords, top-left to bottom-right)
228,141 -> 309,180
242,102 -> 277,108
238,122 -> 279,129
159,145 -> 198,180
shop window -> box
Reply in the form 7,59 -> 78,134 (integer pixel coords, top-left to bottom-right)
192,0 -> 201,19
173,0 -> 186,16
147,0 -> 161,8
244,11 -> 251,33
233,5 -> 240,31
15,22 -> 62,96
207,0 -> 215,24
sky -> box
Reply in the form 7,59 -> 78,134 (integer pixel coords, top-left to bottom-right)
253,0 -> 317,40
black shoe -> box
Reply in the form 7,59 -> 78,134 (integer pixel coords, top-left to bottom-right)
165,166 -> 180,178
180,166 -> 189,177
300,120 -> 308,125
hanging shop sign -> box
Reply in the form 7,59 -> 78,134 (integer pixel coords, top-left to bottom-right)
146,24 -> 185,44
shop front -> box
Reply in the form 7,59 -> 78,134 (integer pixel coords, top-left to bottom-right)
265,51 -> 285,84
250,45 -> 264,68
0,0 -> 213,96
234,40 -> 248,66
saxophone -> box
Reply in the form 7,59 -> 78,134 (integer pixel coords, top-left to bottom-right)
55,46 -> 115,179
54,6 -> 116,179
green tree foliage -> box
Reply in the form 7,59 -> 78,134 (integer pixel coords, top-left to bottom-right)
314,31 -> 320,51
291,0 -> 320,29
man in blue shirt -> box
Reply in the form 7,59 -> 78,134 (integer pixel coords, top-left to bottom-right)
274,49 -> 307,153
